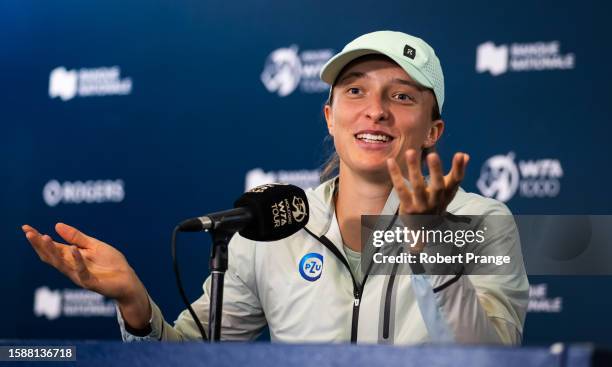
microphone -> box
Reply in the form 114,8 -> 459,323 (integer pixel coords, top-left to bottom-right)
177,183 -> 309,241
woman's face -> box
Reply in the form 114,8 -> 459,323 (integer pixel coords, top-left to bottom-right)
324,56 -> 444,181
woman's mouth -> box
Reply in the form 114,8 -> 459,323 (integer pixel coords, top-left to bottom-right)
354,132 -> 394,144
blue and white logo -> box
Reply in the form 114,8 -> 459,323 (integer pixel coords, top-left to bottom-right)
299,253 -> 324,282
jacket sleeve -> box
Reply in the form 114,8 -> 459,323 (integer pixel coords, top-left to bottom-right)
116,234 -> 267,342
412,200 -> 529,345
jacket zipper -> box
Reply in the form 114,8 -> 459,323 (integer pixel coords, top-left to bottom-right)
304,218 -> 396,342
383,246 -> 407,340
382,271 -> 396,339
351,287 -> 361,342
304,228 -> 364,343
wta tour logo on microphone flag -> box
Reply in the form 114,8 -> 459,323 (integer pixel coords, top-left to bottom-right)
299,253 -> 324,282
291,196 -> 307,223
234,183 -> 310,241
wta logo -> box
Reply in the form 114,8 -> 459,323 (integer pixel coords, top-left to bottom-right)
477,152 -> 563,202
299,253 -> 324,282
271,196 -> 307,227
260,46 -> 334,97
291,196 -> 307,223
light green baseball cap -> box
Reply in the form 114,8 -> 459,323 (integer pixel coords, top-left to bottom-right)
320,30 -> 445,113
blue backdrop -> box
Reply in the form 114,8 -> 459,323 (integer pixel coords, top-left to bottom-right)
1,0 -> 610,345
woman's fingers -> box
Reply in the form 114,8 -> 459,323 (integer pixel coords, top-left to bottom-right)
405,150 -> 427,211
23,224 -> 75,274
24,229 -> 56,263
41,234 -> 72,273
24,229 -> 50,263
444,152 -> 470,197
386,158 -> 413,211
71,247 -> 92,286
23,223 -> 126,297
426,153 -> 445,209
22,224 -> 39,235
55,223 -> 95,249
386,151 -> 470,214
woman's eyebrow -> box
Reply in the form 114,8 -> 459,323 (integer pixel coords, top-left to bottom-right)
391,78 -> 427,91
336,71 -> 366,84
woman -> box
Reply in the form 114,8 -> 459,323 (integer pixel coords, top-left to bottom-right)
22,30 -> 528,344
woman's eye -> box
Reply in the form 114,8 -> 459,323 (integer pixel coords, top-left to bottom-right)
394,93 -> 415,102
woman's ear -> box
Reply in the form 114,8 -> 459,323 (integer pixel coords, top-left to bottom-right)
324,103 -> 334,136
423,119 -> 445,149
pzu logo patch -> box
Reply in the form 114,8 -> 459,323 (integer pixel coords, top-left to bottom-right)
299,253 -> 324,282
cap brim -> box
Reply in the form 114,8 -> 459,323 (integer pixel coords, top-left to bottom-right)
320,48 -> 434,91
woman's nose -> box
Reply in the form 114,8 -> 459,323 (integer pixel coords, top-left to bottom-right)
365,96 -> 389,122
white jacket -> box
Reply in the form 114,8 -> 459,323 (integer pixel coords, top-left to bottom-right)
117,177 -> 528,344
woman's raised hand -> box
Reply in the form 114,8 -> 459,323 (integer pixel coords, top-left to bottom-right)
22,223 -> 146,306
386,149 -> 470,215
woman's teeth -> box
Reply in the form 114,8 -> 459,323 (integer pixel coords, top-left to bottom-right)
355,133 -> 391,143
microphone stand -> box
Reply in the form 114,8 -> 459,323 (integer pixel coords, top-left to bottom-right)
204,209 -> 251,342
208,229 -> 232,342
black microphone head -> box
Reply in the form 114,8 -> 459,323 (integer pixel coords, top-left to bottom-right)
234,183 -> 309,241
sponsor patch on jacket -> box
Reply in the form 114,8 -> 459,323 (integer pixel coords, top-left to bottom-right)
299,253 -> 324,281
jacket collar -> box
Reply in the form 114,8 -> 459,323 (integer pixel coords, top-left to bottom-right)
304,176 -> 401,238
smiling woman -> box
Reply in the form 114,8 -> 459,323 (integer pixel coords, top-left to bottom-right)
320,55 -> 442,182
22,30 -> 528,345
312,31 -> 527,344
322,55 -> 444,184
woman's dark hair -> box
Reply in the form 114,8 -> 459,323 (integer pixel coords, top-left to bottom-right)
319,56 -> 442,182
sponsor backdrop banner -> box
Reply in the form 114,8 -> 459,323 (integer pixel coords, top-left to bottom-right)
1,1 -> 610,345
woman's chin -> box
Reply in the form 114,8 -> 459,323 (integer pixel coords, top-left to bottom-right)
350,162 -> 392,181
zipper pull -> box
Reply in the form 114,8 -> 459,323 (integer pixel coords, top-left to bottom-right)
353,289 -> 361,307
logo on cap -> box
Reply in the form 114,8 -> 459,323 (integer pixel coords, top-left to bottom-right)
403,45 -> 416,60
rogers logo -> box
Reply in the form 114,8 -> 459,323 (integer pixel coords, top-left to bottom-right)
43,179 -> 125,207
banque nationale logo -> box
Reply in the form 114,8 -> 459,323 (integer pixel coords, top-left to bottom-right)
476,41 -> 575,76
49,66 -> 132,101
477,152 -> 563,202
260,45 -> 334,97
34,286 -> 116,320
528,283 -> 562,313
